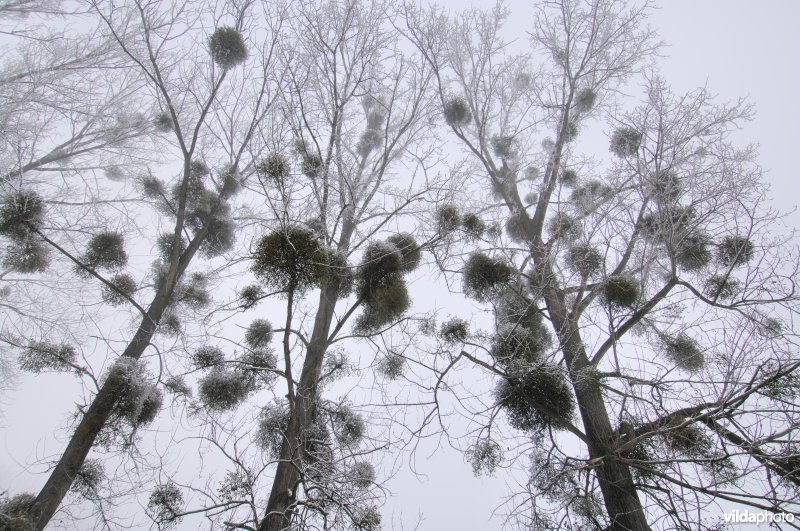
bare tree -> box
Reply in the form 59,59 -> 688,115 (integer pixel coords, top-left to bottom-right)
122,1 -> 446,529
0,0 -> 284,528
253,3 -> 442,523
0,0 -> 151,335
406,1 -> 800,529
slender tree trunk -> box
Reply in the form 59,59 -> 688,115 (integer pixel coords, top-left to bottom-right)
26,211 -> 201,529
26,302 -> 169,530
542,277 -> 651,531
260,284 -> 340,531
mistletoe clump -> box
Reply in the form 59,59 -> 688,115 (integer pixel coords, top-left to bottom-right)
197,200 -> 236,258
663,423 -> 712,457
354,281 -> 410,333
570,179 -> 614,215
505,209 -> 529,242
609,127 -> 642,158
101,273 -> 137,306
440,318 -> 469,344
198,368 -> 250,411
466,438 -> 502,477
202,212 -> 236,257
81,232 -> 128,272
386,233 -> 421,272
495,289 -> 548,334
104,166 -> 125,182
122,385 -> 163,428
239,284 -> 264,309
322,351 -> 348,377
192,345 -> 225,369
0,189 -> 45,240
185,273 -> 213,309
0,492 -> 36,530
153,111 -> 174,132
299,149 -> 324,179
443,96 -> 472,127
256,153 -> 290,183
366,110 -> 385,130
353,505 -> 382,531
332,404 -> 366,446
675,232 -> 712,271
356,241 -> 402,293
703,274 -> 740,300
547,212 -> 581,240
155,233 -> 187,261
237,348 -> 277,390
349,461 -> 376,489
461,212 -> 486,239
209,27 -> 247,69
562,121 -> 579,142
245,319 -> 273,350
290,410 -> 334,471
357,128 -> 383,157
462,252 -> 514,302
19,341 -> 77,373
146,483 -> 184,529
217,471 -> 250,503
662,334 -> 705,373
218,165 -> 243,199
3,237 -> 49,273
159,312 -> 181,336
354,241 -> 411,332
140,175 -> 166,201
170,164 -> 236,258
573,88 -> 597,113
164,376 -> 191,396
717,235 -> 755,267
106,358 -> 163,428
602,275 -> 639,308
495,365 -> 575,433
491,324 -> 549,368
560,168 -> 579,187
648,170 -> 681,203
640,205 -> 696,240
491,135 -> 516,159
255,402 -> 290,457
252,226 -> 327,293
319,249 -> 354,296
566,243 -> 603,278
377,351 -> 405,379
70,459 -> 105,498
189,159 -> 210,178
437,204 -> 461,233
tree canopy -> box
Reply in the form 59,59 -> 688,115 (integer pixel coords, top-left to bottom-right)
1,1 -> 798,530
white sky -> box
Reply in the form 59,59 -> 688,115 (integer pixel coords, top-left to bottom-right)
2,1 -> 799,530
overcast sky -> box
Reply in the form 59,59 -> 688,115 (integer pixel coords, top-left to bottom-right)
2,1 -> 799,530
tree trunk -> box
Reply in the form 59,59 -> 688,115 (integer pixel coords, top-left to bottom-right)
542,279 -> 651,531
26,219 -> 200,529
26,303 -> 168,530
259,284 -> 340,531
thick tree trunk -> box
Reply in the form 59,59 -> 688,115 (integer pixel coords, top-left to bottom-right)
26,303 -> 168,530
260,284 -> 340,531
543,280 -> 651,531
